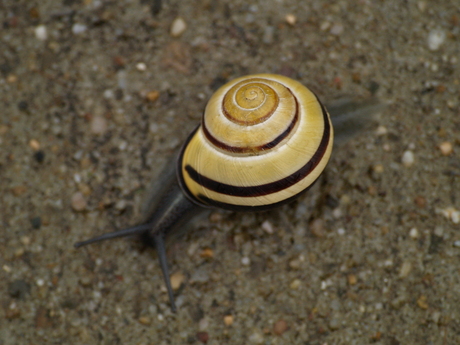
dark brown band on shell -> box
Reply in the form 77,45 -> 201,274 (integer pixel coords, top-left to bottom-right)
184,97 -> 330,198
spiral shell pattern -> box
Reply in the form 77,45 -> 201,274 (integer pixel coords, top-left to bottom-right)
178,74 -> 333,210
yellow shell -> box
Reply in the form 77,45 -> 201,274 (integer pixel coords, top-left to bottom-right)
178,74 -> 334,210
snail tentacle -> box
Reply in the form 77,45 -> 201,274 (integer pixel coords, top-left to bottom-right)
74,223 -> 153,248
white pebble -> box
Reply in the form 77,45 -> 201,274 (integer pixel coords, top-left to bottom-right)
427,29 -> 446,51
330,24 -> 344,35
71,192 -> 87,211
337,228 -> 345,235
401,150 -> 415,167
398,261 -> 412,278
90,116 -> 108,135
453,211 -> 460,224
409,228 -> 419,239
332,208 -> 342,219
261,220 -> 274,234
439,207 -> 460,224
103,89 -> 114,99
170,17 -> 187,37
35,25 -> 48,40
136,62 -> 147,71
453,241 -> 460,248
72,23 -> 87,35
149,123 -> 159,134
36,278 -> 45,287
241,257 -> 250,266
376,125 -> 388,136
198,317 -> 209,331
285,14 -> 296,26
118,141 -> 127,151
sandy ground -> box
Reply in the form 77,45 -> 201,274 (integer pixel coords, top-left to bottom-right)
1,0 -> 459,344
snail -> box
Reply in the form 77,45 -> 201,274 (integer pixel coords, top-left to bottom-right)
75,74 -> 379,311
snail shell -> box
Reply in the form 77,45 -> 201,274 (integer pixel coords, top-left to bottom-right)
179,74 -> 333,210
75,74 -> 334,311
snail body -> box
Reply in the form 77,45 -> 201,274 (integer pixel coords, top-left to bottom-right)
75,74 -> 334,311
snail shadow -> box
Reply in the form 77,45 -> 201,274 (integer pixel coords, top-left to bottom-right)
327,97 -> 387,147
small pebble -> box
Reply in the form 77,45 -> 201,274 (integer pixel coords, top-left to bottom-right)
401,150 -> 415,167
190,268 -> 209,284
241,257 -> 250,266
35,25 -> 47,40
79,276 -> 92,287
427,29 -> 446,51
347,274 -> 357,285
414,195 -> 426,208
398,261 -> 412,278
170,17 -> 187,37
34,150 -> 45,163
330,23 -> 344,35
248,330 -> 264,344
103,89 -> 114,99
273,319 -> 288,335
289,258 -> 301,270
11,185 -> 27,196
146,90 -> 160,102
7,75 -> 17,83
431,311 -> 442,324
6,304 -> 21,320
453,240 -> 460,248
199,248 -> 214,259
170,272 -> 185,290
136,62 -> 147,71
409,228 -> 419,239
72,23 -> 87,35
375,125 -> 388,136
417,295 -> 428,309
417,1 -> 427,12
290,279 -> 301,290
71,192 -> 87,211
439,142 -> 453,156
332,208 -> 342,218
20,236 -> 31,246
320,21 -> 330,31
196,331 -> 209,344
30,216 -> 42,229
439,207 -> 460,224
187,242 -> 200,257
198,317 -> 209,331
114,199 -> 127,211
261,220 -> 274,234
285,14 -> 296,26
310,218 -> 325,238
223,315 -> 234,326
328,318 -> 340,330
29,139 -> 40,151
138,316 -> 151,325
208,212 -> 222,223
